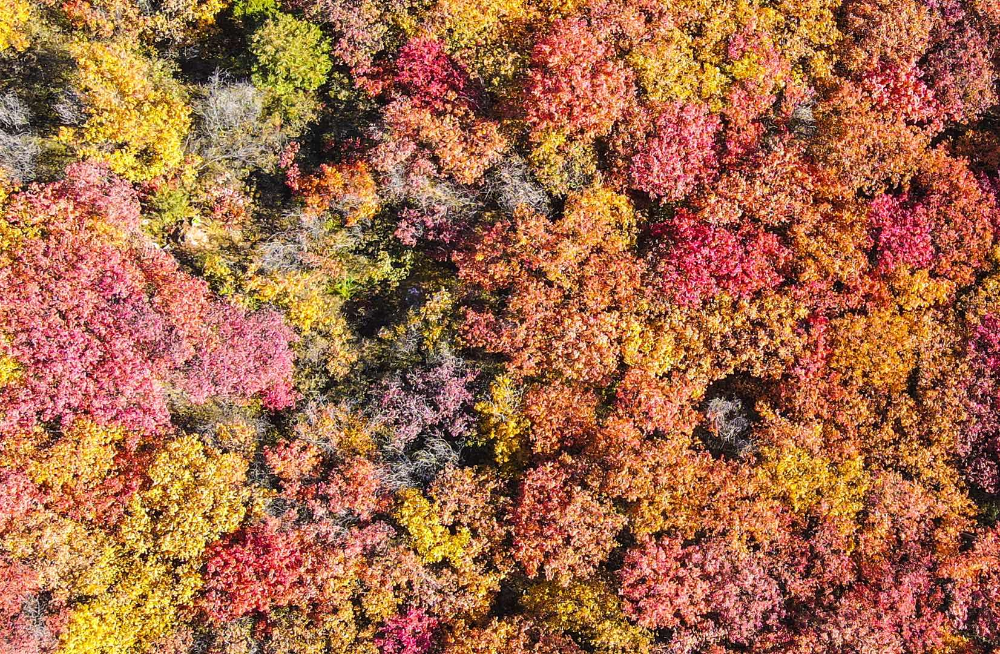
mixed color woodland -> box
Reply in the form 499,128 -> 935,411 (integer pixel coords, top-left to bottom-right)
3,0 -> 1000,652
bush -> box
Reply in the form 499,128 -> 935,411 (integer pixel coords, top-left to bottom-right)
250,13 -> 332,98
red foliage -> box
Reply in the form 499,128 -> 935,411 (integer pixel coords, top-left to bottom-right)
376,608 -> 439,654
179,302 -> 297,411
860,60 -> 941,128
201,520 -> 308,622
509,461 -> 624,584
622,102 -> 721,202
524,18 -> 634,139
868,192 -> 937,275
960,313 -> 1000,493
619,536 -> 784,647
865,151 -> 996,288
947,527 -> 1000,643
522,383 -> 599,455
394,38 -> 476,111
652,209 -> 790,306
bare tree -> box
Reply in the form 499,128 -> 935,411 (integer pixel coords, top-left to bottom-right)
378,435 -> 460,490
0,93 -> 39,182
191,72 -> 284,174
53,89 -> 84,126
486,155 -> 552,215
703,396 -> 753,458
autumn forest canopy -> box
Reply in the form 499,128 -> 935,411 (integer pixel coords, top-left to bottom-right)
3,0 -> 1000,652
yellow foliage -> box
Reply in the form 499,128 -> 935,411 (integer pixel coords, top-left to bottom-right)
829,306 -> 927,393
625,293 -> 806,382
119,435 -> 249,561
627,0 -> 841,110
396,487 -> 472,566
0,216 -> 40,264
0,0 -> 31,53
267,608 -> 368,654
201,251 -> 239,295
760,440 -> 868,533
55,436 -> 250,653
0,352 -> 20,389
624,442 -> 720,540
474,374 -> 529,467
380,288 -> 459,357
247,267 -> 359,377
565,184 -> 636,245
215,419 -> 261,454
59,41 -> 191,182
2,510 -> 119,599
149,0 -> 231,40
628,28 -> 710,106
523,580 -> 654,654
25,419 -> 126,495
250,269 -> 343,334
423,0 -> 536,97
59,555 -> 203,654
528,129 -> 597,196
961,271 -> 1000,326
621,314 -> 688,376
890,267 -> 957,311
539,0 -> 585,15
296,403 -> 376,458
415,289 -> 456,350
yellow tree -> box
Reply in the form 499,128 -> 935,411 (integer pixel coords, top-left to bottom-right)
59,41 -> 191,182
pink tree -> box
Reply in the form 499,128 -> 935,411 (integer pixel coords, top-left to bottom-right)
0,164 -> 296,438
621,102 -> 721,203
376,608 -> 440,654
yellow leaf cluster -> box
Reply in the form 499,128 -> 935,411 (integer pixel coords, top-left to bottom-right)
628,0 -> 841,110
56,436 -> 249,653
528,129 -> 598,196
248,268 -> 358,378
2,510 -> 119,599
628,28 -> 726,108
415,289 -> 456,350
474,374 -> 529,467
379,288 -> 458,357
58,41 -> 191,182
59,555 -> 203,654
396,487 -> 472,566
761,441 -> 868,533
250,269 -> 344,334
0,352 -> 20,389
120,435 -> 249,561
24,419 -> 126,496
423,0 -> 536,97
0,0 -> 31,53
523,580 -> 653,654
295,403 -> 376,458
149,0 -> 231,40
564,184 -> 637,246
829,306 -> 928,394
